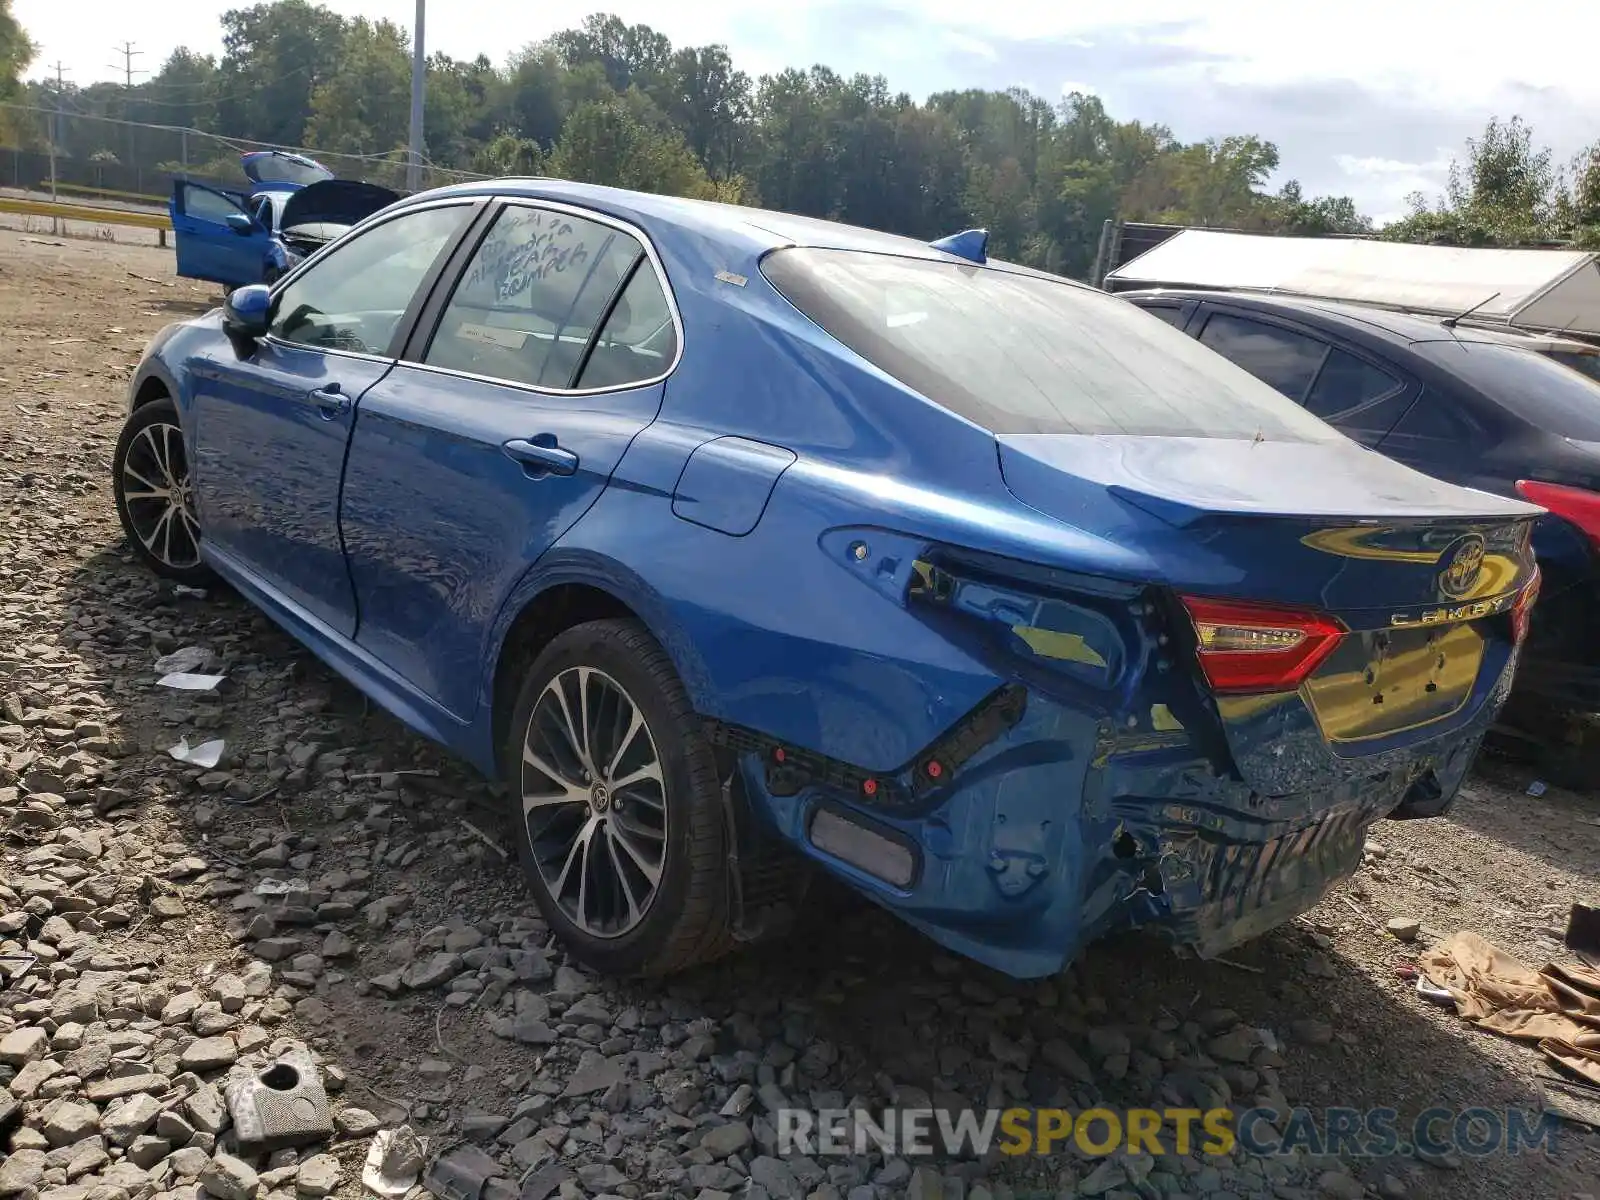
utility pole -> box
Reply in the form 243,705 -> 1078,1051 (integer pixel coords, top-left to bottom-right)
405,0 -> 425,193
47,61 -> 67,231
109,41 -> 145,190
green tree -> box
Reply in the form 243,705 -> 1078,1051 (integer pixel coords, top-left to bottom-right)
215,0 -> 350,146
549,89 -> 713,199
304,18 -> 411,158
0,0 -> 34,144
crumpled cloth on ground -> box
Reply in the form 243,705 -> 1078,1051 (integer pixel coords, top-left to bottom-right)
1419,931 -> 1600,1087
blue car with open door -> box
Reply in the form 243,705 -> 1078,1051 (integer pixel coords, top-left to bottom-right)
169,150 -> 398,290
116,183 -> 1543,979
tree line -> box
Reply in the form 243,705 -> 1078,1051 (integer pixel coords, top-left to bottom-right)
1,0 -> 1598,277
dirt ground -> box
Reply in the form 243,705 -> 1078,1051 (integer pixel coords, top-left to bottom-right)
2,227 -> 1599,1200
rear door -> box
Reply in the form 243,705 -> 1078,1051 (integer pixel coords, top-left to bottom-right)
338,201 -> 679,719
170,181 -> 272,288
1192,307 -> 1416,447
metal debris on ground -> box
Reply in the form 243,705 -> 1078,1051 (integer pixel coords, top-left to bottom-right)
167,736 -> 225,768
1527,779 -> 1549,797
1568,902 -> 1600,963
157,671 -> 226,691
224,1045 -> 335,1150
363,1126 -> 427,1199
153,645 -> 215,674
0,952 -> 38,988
423,1144 -> 503,1200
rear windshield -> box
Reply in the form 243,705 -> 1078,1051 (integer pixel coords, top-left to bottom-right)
1545,348 -> 1600,386
1423,339 -> 1600,440
760,248 -> 1345,441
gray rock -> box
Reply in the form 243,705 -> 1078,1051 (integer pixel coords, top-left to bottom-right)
561,1051 -> 624,1097
128,1135 -> 175,1168
1040,1038 -> 1094,1084
295,1154 -> 341,1197
750,1157 -> 803,1200
103,1093 -> 164,1147
181,1037 -> 239,1072
1386,916 -> 1421,943
0,1149 -> 48,1197
1317,1170 -> 1365,1199
1086,1028 -> 1132,1059
400,952 -> 463,990
186,1083 -> 228,1135
43,1100 -> 101,1147
333,1107 -> 382,1136
701,1122 -> 754,1158
0,1026 -> 50,1065
201,1153 -> 262,1200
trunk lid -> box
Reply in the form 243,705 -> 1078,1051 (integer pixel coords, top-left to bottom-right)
998,433 -> 1542,789
241,150 -> 334,188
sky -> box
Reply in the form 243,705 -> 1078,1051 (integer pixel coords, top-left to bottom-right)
15,0 -> 1597,223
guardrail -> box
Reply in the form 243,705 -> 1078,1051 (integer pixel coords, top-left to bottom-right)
39,181 -> 170,206
0,195 -> 171,245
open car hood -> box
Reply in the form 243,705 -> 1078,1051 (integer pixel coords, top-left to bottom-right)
280,179 -> 399,232
240,150 -> 333,187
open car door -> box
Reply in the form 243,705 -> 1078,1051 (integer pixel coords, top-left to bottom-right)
170,180 -> 273,289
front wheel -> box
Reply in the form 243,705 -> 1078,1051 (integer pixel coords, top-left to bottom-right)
112,397 -> 214,586
503,619 -> 737,976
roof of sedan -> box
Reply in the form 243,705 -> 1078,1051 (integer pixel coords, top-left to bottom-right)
419,177 -> 1008,264
1122,286 -> 1470,344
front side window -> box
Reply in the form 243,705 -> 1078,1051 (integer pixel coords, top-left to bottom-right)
184,186 -> 248,224
1198,313 -> 1329,403
761,248 -> 1344,441
423,206 -> 648,389
269,204 -> 471,355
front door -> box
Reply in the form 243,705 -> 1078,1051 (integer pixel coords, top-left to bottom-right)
188,202 -> 478,636
171,181 -> 274,289
339,202 -> 681,718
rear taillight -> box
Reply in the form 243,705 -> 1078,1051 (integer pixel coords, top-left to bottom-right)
1515,480 -> 1600,546
1180,596 -> 1345,695
1512,565 -> 1541,643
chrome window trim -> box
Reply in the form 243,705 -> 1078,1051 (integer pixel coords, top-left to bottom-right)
402,196 -> 686,398
261,197 -> 480,365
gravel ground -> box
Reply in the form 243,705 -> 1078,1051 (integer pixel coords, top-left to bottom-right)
2,229 -> 1598,1200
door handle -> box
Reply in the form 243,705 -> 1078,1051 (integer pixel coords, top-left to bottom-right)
309,384 -> 349,418
503,437 -> 578,477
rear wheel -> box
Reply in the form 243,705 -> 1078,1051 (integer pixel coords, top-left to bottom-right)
112,397 -> 214,586
503,619 -> 737,976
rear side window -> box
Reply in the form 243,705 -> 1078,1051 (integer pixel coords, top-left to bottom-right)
425,206 -> 647,390
1545,349 -> 1600,386
761,249 -> 1344,442
1139,303 -> 1187,328
1197,313 -> 1327,402
573,262 -> 679,390
1304,349 -> 1402,418
1422,339 -> 1600,441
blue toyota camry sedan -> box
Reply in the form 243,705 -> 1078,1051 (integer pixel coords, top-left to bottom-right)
115,180 -> 1543,979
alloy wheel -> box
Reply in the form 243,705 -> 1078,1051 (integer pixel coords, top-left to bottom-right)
120,421 -> 202,570
520,666 -> 668,938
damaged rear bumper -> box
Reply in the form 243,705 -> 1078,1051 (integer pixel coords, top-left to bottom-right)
725,681 -> 1493,980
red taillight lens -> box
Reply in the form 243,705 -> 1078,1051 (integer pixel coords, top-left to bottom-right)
1515,480 -> 1600,546
1512,565 -> 1541,643
1180,596 -> 1346,695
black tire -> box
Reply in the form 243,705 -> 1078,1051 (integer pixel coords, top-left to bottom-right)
112,397 -> 215,587
503,618 -> 736,976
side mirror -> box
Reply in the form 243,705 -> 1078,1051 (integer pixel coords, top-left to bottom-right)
222,284 -> 273,339
225,212 -> 256,235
